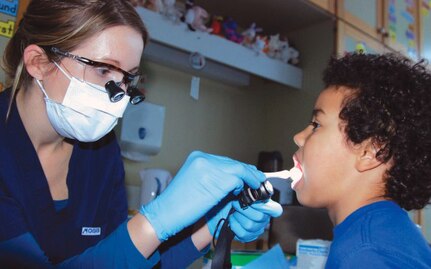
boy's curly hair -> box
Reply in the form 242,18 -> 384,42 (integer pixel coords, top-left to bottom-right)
323,53 -> 431,210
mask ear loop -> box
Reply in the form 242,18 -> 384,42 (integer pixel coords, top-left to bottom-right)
53,61 -> 72,81
35,61 -> 71,100
35,79 -> 50,99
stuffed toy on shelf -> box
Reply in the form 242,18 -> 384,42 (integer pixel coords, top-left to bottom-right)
266,34 -> 281,58
162,0 -> 181,23
252,35 -> 267,55
181,0 -> 212,32
222,17 -> 243,44
274,37 -> 289,62
241,22 -> 263,49
287,46 -> 300,65
209,15 -> 224,36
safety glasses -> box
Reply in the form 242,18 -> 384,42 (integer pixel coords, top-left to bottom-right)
51,47 -> 145,105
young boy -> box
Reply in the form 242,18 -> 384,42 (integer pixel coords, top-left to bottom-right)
292,53 -> 431,268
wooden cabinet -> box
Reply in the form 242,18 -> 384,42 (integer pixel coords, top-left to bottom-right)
16,0 -> 30,24
336,21 -> 386,54
308,0 -> 336,14
383,0 -> 420,59
337,0 -> 383,40
419,0 -> 431,63
421,205 -> 431,242
337,0 -> 420,60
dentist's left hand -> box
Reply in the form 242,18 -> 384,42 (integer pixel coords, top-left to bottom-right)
139,151 -> 266,241
207,199 -> 283,242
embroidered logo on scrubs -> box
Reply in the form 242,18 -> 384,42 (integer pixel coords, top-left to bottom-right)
81,227 -> 101,236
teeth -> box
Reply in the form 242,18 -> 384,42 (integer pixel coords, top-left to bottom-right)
290,167 -> 303,189
263,166 -> 303,189
289,167 -> 302,181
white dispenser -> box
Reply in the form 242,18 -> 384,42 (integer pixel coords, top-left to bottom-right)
139,168 -> 172,205
120,102 -> 166,162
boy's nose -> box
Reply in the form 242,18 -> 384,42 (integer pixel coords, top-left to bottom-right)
293,128 -> 307,147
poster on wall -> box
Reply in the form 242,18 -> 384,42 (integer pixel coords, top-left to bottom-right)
0,0 -> 19,90
0,19 -> 14,38
0,0 -> 19,17
0,0 -> 18,38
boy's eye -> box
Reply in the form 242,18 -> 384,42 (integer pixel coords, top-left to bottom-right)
309,121 -> 320,131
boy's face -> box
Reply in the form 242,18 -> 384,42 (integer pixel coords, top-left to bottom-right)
293,86 -> 358,209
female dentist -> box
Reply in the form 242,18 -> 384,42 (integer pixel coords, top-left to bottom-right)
0,0 -> 282,268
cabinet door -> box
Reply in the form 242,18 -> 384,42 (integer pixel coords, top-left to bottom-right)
383,0 -> 420,59
337,21 -> 386,55
419,0 -> 431,63
422,205 -> 431,243
308,0 -> 335,14
410,206 -> 431,244
337,0 -> 383,40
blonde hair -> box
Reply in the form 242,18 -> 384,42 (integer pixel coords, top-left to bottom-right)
2,0 -> 148,118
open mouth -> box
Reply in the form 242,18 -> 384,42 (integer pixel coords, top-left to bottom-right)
291,155 -> 303,189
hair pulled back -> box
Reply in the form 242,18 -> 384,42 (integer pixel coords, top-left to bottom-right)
2,0 -> 148,113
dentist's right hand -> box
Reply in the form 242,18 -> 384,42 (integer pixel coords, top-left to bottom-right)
139,151 -> 265,241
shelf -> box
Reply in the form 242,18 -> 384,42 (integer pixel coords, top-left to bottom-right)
136,7 -> 302,89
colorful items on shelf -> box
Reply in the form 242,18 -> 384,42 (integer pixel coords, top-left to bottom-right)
266,34 -> 282,58
222,17 -> 244,44
252,35 -> 268,55
182,0 -> 212,32
132,0 -> 300,66
162,0 -> 182,23
265,34 -> 300,65
241,22 -> 263,48
209,15 -> 224,36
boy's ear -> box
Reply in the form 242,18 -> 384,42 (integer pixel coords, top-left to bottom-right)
355,140 -> 384,172
23,45 -> 51,81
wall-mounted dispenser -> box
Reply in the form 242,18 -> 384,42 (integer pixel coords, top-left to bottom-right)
120,102 -> 166,162
139,168 -> 172,205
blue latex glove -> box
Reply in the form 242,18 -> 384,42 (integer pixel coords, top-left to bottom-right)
140,151 -> 265,241
207,200 -> 283,242
230,200 -> 282,242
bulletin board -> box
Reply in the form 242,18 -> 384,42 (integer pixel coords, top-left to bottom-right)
0,0 -> 29,91
386,0 -> 418,59
420,0 -> 431,62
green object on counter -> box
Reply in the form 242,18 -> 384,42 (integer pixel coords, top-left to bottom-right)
231,251 -> 263,266
204,248 -> 295,268
204,249 -> 264,266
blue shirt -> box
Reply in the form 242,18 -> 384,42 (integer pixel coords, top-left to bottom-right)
0,89 -> 205,268
326,201 -> 431,268
0,89 -> 129,262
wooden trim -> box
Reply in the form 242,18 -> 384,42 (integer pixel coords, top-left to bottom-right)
308,0 -> 335,14
336,20 -> 346,54
16,0 -> 30,31
418,210 -> 424,227
417,0 -> 424,58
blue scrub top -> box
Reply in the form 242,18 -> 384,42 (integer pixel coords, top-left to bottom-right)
0,89 -> 128,263
0,89 -> 206,268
